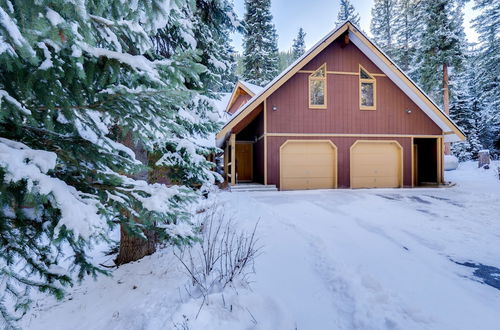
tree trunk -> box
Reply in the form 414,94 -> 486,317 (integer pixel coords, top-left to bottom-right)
443,63 -> 451,155
478,150 -> 490,168
115,225 -> 157,265
115,132 -> 157,265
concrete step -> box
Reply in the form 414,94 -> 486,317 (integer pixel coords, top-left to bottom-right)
230,184 -> 278,192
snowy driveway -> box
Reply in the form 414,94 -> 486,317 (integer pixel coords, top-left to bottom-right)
225,166 -> 500,330
20,164 -> 500,330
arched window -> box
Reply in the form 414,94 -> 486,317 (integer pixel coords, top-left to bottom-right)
309,64 -> 327,109
359,65 -> 376,110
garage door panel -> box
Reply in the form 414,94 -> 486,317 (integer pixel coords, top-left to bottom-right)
283,177 -> 335,190
353,164 -> 398,177
281,141 -> 337,190
351,141 -> 401,189
282,154 -> 333,166
351,176 -> 399,188
282,165 -> 334,178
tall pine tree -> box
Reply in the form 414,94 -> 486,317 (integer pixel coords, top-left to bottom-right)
449,59 -> 483,160
392,0 -> 420,75
471,0 -> 500,152
414,0 -> 467,155
291,27 -> 306,61
0,0 -> 227,326
414,0 -> 466,108
193,0 -> 239,93
370,0 -> 398,58
335,0 -> 360,26
242,0 -> 280,86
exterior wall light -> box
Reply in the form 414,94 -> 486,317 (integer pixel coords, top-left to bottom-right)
272,105 -> 278,111
405,109 -> 412,114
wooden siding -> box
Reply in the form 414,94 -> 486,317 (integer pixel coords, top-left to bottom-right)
267,136 -> 412,189
266,39 -> 442,136
228,93 -> 252,114
302,39 -> 384,74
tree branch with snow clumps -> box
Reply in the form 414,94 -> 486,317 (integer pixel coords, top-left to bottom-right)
0,138 -> 105,239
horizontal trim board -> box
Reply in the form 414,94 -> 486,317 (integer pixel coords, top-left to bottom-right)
298,70 -> 386,77
266,133 -> 443,138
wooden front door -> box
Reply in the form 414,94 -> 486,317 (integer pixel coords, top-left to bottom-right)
236,143 -> 252,182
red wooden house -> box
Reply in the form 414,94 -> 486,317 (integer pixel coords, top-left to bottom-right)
217,21 -> 465,190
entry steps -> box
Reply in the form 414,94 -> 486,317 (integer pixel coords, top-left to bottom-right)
230,183 -> 278,192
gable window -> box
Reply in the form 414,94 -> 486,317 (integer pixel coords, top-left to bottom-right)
359,65 -> 376,110
309,64 -> 327,109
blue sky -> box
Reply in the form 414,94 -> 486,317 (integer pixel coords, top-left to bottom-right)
231,0 -> 479,53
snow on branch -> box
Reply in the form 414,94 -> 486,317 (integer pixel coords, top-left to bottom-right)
0,90 -> 31,115
79,44 -> 162,82
0,6 -> 26,47
0,138 -> 105,239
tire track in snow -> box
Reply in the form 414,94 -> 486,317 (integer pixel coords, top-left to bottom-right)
257,195 -> 435,330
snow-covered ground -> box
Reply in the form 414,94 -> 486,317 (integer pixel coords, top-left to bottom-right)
21,161 -> 500,330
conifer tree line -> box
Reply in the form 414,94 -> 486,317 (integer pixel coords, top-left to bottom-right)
370,0 -> 499,160
0,0 -> 237,326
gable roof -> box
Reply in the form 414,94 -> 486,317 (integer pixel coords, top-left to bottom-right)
224,80 -> 263,114
216,21 -> 466,145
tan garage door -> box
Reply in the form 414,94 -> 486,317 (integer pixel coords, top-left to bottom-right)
351,140 -> 402,188
280,140 -> 337,190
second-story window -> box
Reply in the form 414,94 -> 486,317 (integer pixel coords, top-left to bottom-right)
309,64 -> 327,109
359,65 -> 376,110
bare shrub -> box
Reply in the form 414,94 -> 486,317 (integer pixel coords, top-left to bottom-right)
174,204 -> 260,305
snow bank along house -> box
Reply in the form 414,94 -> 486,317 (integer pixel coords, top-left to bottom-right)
216,21 -> 465,190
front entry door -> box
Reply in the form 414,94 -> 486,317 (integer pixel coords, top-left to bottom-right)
236,143 -> 252,182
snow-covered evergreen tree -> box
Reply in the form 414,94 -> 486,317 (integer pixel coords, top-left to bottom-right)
291,27 -> 306,61
0,0 -> 224,326
392,0 -> 421,75
471,0 -> 500,153
450,62 -> 483,161
193,0 -> 239,93
242,0 -> 280,86
414,0 -> 466,106
370,0 -> 398,58
335,0 -> 360,26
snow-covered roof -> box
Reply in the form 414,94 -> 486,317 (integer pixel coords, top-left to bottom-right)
239,80 -> 264,95
223,80 -> 262,115
216,21 -> 466,147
